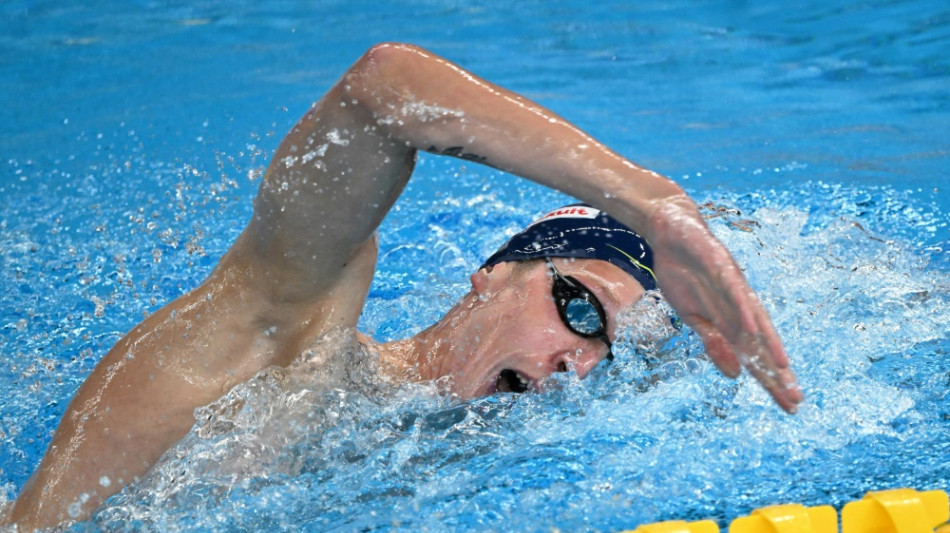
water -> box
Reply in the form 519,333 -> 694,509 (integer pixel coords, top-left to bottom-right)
1,0 -> 948,530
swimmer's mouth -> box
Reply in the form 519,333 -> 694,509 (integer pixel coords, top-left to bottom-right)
495,369 -> 532,394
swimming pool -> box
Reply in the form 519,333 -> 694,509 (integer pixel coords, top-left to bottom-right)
1,0 -> 948,530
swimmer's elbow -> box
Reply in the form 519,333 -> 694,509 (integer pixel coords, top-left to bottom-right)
343,42 -> 431,103
361,42 -> 424,66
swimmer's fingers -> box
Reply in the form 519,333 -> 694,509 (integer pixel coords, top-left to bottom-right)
645,196 -> 802,412
729,286 -> 803,412
689,317 -> 741,378
697,255 -> 803,413
751,361 -> 803,413
748,307 -> 804,411
684,275 -> 802,413
737,333 -> 804,413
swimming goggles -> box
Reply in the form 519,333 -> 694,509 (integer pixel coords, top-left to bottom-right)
546,258 -> 614,361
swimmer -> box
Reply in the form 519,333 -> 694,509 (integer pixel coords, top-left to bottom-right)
4,43 -> 802,529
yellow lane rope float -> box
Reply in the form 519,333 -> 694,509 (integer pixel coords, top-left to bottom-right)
621,488 -> 949,533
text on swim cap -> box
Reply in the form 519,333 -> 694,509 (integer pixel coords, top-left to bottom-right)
527,206 -> 600,227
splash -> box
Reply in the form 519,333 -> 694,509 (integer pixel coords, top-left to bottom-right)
30,179 -> 942,531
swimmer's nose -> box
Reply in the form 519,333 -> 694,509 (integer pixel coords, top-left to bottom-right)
554,346 -> 608,379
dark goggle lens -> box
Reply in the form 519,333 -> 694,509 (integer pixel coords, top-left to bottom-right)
563,297 -> 604,336
547,258 -> 613,360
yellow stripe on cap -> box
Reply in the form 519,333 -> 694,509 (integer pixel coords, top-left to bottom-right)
607,243 -> 657,284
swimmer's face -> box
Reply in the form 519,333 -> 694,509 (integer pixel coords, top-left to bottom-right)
444,257 -> 645,399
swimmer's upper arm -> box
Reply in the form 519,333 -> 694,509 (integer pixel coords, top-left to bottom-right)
240,58 -> 417,305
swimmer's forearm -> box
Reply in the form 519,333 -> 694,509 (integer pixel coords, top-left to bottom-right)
343,42 -> 688,235
250,43 -> 686,303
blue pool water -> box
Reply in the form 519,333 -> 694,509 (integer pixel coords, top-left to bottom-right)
2,0 -> 948,530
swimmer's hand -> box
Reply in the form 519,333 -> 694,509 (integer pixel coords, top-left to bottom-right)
645,195 -> 803,413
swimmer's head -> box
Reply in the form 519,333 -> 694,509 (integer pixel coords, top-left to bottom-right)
481,203 -> 657,291
435,204 -> 665,399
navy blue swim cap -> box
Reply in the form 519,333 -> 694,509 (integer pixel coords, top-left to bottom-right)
481,204 -> 657,291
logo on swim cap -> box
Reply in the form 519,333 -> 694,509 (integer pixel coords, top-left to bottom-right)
481,203 -> 658,291
528,206 -> 600,227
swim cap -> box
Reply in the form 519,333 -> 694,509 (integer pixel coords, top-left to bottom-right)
481,204 -> 657,291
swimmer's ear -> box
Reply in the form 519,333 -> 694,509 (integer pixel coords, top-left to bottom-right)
470,267 -> 491,296
470,263 -> 508,296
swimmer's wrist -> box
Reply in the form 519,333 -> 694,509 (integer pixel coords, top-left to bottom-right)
643,193 -> 703,239
601,171 -> 691,239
